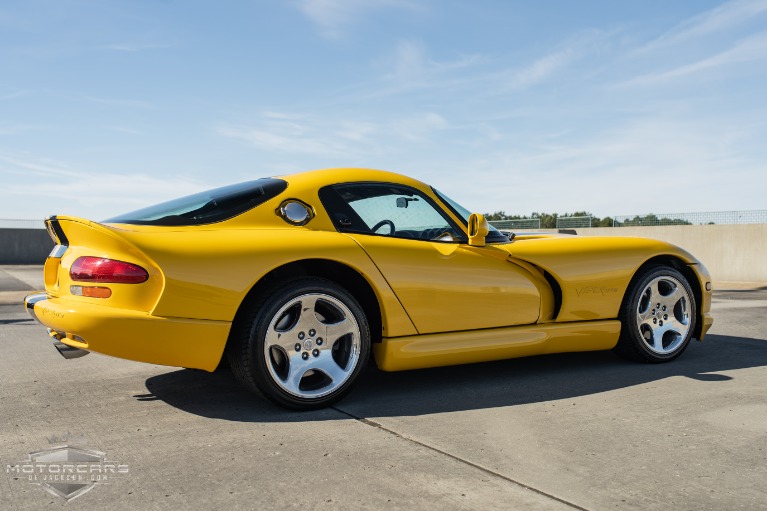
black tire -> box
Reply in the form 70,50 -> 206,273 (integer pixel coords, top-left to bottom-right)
227,277 -> 370,410
614,266 -> 697,363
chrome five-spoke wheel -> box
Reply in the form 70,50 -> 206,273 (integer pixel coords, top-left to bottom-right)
264,293 -> 361,399
636,276 -> 691,355
615,266 -> 697,363
228,277 -> 370,410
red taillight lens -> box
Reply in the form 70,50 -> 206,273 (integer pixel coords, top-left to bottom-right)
70,257 -> 149,284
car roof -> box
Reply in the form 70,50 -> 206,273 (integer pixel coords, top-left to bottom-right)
276,168 -> 430,193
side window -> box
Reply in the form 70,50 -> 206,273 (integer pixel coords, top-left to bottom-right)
319,183 -> 463,242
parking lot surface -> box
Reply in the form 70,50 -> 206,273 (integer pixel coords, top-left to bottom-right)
1,267 -> 765,510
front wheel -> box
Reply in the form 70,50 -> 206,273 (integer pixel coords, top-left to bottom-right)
228,278 -> 370,410
614,266 -> 696,363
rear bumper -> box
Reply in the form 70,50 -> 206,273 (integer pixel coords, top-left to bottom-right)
24,292 -> 47,323
25,292 -> 91,359
23,293 -> 231,372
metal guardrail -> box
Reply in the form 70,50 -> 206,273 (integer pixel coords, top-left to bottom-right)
489,218 -> 541,230
0,219 -> 45,229
612,210 -> 767,227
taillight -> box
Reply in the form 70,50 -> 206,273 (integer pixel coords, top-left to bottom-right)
70,257 -> 149,284
70,285 -> 113,298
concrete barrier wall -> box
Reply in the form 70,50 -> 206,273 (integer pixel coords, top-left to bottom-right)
0,229 -> 53,264
572,224 -> 767,283
2,224 -> 765,282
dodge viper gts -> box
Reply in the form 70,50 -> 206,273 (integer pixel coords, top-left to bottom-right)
24,168 -> 713,409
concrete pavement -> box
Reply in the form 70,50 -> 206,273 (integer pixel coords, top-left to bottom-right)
1,268 -> 766,509
0,266 -> 43,306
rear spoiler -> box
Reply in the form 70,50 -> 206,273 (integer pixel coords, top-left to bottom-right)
45,216 -> 70,258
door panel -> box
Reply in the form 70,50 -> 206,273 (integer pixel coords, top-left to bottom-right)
348,234 -> 541,334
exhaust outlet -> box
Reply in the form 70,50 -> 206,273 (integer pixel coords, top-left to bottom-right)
53,341 -> 89,360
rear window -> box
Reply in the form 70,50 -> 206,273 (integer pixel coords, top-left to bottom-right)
104,178 -> 288,226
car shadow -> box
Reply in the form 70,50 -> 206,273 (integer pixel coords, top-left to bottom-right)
141,334 -> 767,422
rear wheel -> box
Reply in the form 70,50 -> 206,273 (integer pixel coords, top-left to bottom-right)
614,266 -> 696,363
228,278 -> 370,410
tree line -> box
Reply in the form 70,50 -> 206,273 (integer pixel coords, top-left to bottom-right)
484,211 -> 693,228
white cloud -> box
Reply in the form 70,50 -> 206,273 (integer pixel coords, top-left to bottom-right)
297,0 -> 420,38
507,48 -> 575,90
347,31 -> 598,103
327,40 -> 488,103
0,90 -> 29,101
109,126 -> 141,135
391,112 -> 449,142
103,42 -> 173,52
638,0 -> 767,52
334,120 -> 378,142
82,95 -> 153,109
3,2 -> 765,221
216,110 -> 453,159
388,39 -> 427,83
217,114 -> 383,159
217,124 -> 350,157
0,154 -> 81,178
437,115 -> 765,217
2,153 -> 209,219
0,124 -> 46,136
623,31 -> 767,86
385,40 -> 484,84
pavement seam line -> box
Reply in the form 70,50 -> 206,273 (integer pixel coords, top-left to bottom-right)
332,406 -> 590,511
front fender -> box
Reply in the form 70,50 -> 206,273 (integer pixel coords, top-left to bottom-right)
500,236 -> 704,322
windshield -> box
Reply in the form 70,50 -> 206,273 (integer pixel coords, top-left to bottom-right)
432,188 -> 509,243
105,178 -> 288,226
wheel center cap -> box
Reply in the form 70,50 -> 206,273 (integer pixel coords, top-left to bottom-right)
303,339 -> 313,350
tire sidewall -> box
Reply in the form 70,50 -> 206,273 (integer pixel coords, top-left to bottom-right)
248,278 -> 370,409
624,267 -> 697,362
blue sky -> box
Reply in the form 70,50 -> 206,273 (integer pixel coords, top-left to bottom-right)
1,0 -> 766,221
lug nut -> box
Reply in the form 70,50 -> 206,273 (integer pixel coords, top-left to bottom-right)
659,320 -> 664,326
298,332 -> 305,340
316,337 -> 323,346
662,306 -> 667,312
302,352 -> 309,360
294,343 -> 301,352
312,349 -> 320,357
664,314 -> 668,320
309,329 -> 316,337
653,318 -> 657,324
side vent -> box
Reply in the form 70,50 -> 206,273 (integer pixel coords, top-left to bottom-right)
543,271 -> 563,320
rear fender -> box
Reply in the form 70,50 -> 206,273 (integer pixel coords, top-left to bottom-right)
44,216 -> 164,312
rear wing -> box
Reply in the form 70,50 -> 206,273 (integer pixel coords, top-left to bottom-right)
42,215 -> 163,311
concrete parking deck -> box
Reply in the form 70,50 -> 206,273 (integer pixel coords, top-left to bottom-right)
0,266 -> 43,306
1,268 -> 765,510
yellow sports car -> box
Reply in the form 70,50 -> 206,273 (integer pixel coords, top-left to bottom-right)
24,168 -> 713,409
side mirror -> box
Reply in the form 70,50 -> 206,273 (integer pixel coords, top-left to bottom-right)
468,213 -> 489,247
